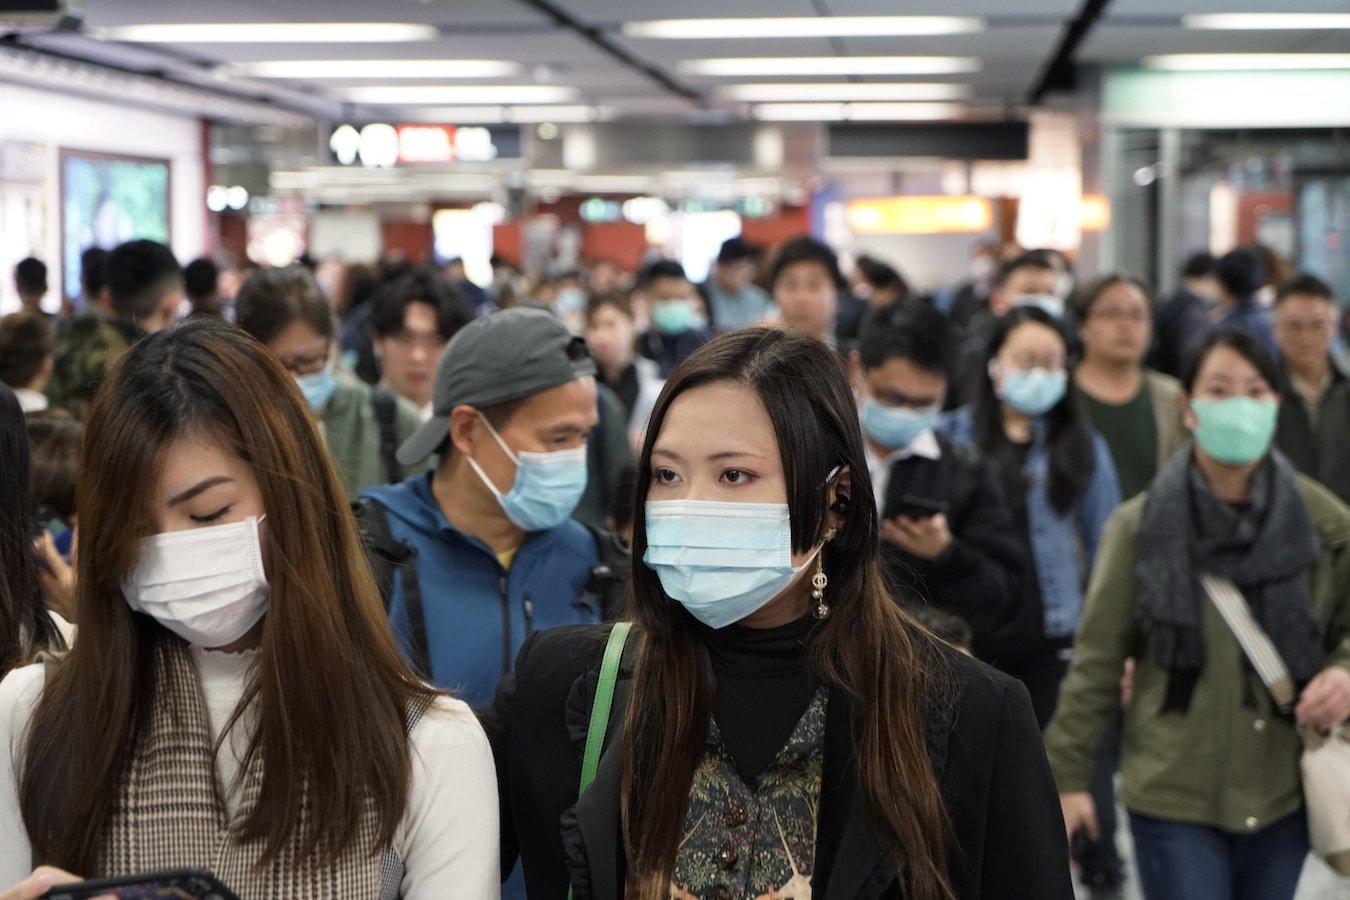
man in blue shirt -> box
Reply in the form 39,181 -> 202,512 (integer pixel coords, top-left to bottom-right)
360,307 -> 604,710
701,236 -> 773,331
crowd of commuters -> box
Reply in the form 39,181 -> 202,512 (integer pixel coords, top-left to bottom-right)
0,228 -> 1347,900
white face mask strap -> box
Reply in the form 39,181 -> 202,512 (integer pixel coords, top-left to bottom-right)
476,412 -> 519,465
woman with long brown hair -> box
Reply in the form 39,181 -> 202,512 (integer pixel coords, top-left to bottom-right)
482,326 -> 1070,899
0,319 -> 498,898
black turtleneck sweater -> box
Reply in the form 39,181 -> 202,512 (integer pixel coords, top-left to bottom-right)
702,615 -> 817,785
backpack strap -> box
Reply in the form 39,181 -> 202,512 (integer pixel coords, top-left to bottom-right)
569,622 -> 633,900
370,387 -> 402,486
580,524 -> 631,621
352,498 -> 431,679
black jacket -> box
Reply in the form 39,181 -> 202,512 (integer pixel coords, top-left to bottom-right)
636,328 -> 712,378
1275,358 -> 1350,505
478,624 -> 1072,899
1148,287 -> 1212,379
879,431 -> 1037,664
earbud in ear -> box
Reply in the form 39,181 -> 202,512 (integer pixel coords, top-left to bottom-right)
829,495 -> 851,515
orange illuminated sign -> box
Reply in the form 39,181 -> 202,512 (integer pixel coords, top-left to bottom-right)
845,195 -> 993,234
1080,194 -> 1111,232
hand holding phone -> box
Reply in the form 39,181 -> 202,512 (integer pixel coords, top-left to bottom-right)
39,869 -> 238,900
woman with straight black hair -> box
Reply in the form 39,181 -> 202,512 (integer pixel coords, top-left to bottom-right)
1047,329 -> 1350,899
945,305 -> 1122,720
481,326 -> 1071,899
0,385 -> 62,675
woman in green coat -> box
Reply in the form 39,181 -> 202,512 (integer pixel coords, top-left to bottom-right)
1045,329 -> 1350,900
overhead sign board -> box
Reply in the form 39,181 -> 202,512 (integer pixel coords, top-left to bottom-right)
329,123 -> 522,168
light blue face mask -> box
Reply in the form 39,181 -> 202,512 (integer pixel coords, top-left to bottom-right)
996,366 -> 1067,416
644,500 -> 812,629
467,415 -> 589,532
651,299 -> 698,335
860,397 -> 940,450
296,364 -> 338,412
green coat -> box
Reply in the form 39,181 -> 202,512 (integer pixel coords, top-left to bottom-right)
1044,473 -> 1350,833
321,377 -> 428,498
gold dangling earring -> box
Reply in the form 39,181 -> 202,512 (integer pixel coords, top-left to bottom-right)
812,528 -> 837,620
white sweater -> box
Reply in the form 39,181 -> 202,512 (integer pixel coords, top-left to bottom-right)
0,647 -> 501,898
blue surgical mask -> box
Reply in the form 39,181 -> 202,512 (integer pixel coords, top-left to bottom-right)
651,299 -> 697,335
860,397 -> 940,450
296,359 -> 338,412
556,287 -> 586,315
467,415 -> 589,531
644,500 -> 815,629
996,366 -> 1067,416
1012,293 -> 1066,318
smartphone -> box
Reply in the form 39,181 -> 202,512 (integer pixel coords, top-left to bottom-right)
42,869 -> 239,900
895,494 -> 949,520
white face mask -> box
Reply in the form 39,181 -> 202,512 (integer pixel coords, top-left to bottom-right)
121,515 -> 269,647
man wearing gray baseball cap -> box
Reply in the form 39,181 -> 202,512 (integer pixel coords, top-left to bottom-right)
357,307 -> 615,711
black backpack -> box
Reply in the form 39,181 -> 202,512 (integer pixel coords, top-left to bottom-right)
369,387 -> 402,487
351,499 -> 630,678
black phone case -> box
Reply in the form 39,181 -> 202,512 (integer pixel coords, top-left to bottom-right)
43,868 -> 239,900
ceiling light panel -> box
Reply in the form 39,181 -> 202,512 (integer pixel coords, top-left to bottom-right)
232,60 -> 519,79
721,82 -> 971,101
681,57 -> 980,77
338,85 -> 578,104
1144,53 -> 1350,71
624,16 -> 983,39
95,23 -> 440,43
1183,14 -> 1350,30
751,102 -> 963,121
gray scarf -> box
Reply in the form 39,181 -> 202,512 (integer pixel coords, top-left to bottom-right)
1136,447 -> 1323,712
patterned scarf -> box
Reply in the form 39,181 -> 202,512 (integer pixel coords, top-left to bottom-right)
97,638 -> 427,899
1136,448 -> 1323,712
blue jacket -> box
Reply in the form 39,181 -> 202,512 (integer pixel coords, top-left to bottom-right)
1217,298 -> 1277,358
943,408 -> 1121,639
360,472 -> 602,708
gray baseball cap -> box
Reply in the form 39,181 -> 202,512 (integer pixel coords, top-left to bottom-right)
396,307 -> 597,466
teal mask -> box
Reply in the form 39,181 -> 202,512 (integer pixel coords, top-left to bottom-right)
651,299 -> 697,335
1191,397 -> 1278,465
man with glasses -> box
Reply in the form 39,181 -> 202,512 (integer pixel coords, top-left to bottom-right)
1072,275 -> 1187,500
1274,273 -> 1350,503
852,301 -> 1029,665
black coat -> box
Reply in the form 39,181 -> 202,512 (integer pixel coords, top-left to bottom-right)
478,624 -> 1073,899
879,430 -> 1039,664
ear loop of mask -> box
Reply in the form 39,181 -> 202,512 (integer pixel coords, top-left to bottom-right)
464,413 -> 518,501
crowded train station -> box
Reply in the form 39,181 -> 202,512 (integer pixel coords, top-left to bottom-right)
1,1 -> 1349,898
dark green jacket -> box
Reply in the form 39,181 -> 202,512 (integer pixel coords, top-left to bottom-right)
321,377 -> 426,498
1275,360 -> 1350,505
1045,472 -> 1350,832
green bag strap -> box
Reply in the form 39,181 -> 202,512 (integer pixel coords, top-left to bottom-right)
569,621 -> 632,900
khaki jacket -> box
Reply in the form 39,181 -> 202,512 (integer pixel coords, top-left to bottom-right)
1045,474 -> 1350,833
1144,369 -> 1187,471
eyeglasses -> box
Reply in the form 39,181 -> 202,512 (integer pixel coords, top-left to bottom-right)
277,348 -> 329,376
1275,319 -> 1335,336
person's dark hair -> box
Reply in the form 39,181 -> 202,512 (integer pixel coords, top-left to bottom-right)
235,266 -> 334,344
0,312 -> 55,389
1274,272 -> 1335,307
623,327 -> 954,900
26,414 -> 81,522
15,257 -> 47,297
768,235 -> 846,291
19,319 -> 437,871
106,240 -> 183,322
973,306 -> 1094,515
0,385 -> 61,674
993,251 -> 1056,289
585,290 -> 634,324
183,257 -> 220,302
1071,273 -> 1154,323
856,255 -> 910,297
1181,251 -> 1217,281
640,259 -> 688,288
1215,247 -> 1266,299
80,247 -> 109,300
1180,328 -> 1282,396
370,269 -> 474,342
610,461 -> 638,537
858,300 -> 951,377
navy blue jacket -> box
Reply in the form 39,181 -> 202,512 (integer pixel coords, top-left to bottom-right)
360,472 -> 603,708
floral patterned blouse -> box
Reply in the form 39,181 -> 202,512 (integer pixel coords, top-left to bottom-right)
669,687 -> 827,899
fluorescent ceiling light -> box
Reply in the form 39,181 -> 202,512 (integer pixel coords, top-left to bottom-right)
625,16 -> 983,39
339,85 -> 577,104
400,105 -> 607,123
681,57 -> 980,77
96,22 -> 439,43
752,102 -> 963,121
1183,13 -> 1350,30
232,59 -> 518,79
721,82 -> 971,101
1144,53 -> 1350,71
